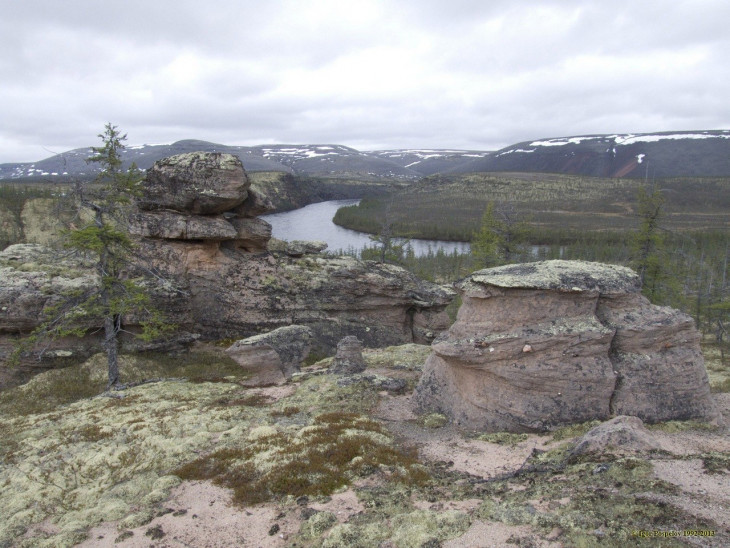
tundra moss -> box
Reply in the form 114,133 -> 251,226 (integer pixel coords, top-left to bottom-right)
476,432 -> 530,446
299,510 -> 338,540
475,452 -> 708,546
315,509 -> 469,548
174,411 -> 428,506
0,380 -> 250,546
419,412 -> 448,429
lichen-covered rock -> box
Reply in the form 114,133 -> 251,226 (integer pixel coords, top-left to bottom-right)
415,260 -> 721,432
222,217 -> 272,251
138,152 -> 250,214
231,186 -> 275,218
568,416 -> 664,460
285,240 -> 329,257
129,210 -> 237,240
19,198 -> 96,246
142,244 -> 453,352
226,325 -> 313,385
1,243 -> 453,388
0,244 -> 195,389
0,244 -> 97,334
330,336 -> 367,374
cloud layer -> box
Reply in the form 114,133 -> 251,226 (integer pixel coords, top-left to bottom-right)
2,0 -> 729,162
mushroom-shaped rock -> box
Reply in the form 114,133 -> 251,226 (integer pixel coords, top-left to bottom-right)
415,260 -> 721,432
330,336 -> 367,374
138,152 -> 250,214
225,325 -> 313,386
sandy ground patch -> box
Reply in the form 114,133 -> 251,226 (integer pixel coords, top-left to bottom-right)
442,519 -> 561,548
78,482 -> 369,547
651,458 -> 730,530
375,392 -> 419,422
310,489 -> 365,523
244,383 -> 298,402
79,481 -> 297,548
378,392 -> 557,479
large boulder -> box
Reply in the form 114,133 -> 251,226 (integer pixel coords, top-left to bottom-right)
568,416 -> 664,460
226,325 -> 313,386
138,152 -> 250,214
415,260 -> 721,432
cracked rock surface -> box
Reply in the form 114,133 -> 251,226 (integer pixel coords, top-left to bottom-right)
415,260 -> 722,432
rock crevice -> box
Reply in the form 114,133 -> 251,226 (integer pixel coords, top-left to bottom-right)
415,260 -> 721,432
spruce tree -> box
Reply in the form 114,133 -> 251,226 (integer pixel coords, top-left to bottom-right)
472,201 -> 528,268
471,202 -> 501,268
19,124 -> 173,388
630,184 -> 675,303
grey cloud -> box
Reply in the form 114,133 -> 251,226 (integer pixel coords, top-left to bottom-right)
1,0 -> 729,162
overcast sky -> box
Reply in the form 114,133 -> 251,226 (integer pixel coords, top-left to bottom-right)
1,0 -> 729,163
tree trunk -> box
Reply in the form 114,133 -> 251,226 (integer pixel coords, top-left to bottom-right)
105,314 -> 120,388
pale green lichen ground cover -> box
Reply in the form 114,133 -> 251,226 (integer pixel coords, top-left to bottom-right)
1,344 -> 728,547
1,377 -> 255,546
0,346 -> 465,547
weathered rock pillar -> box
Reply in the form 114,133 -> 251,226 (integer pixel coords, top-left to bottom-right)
415,260 -> 721,432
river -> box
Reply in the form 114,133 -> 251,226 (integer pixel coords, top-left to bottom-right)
261,199 -> 471,257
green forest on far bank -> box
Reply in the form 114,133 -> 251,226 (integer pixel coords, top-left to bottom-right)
333,173 -> 730,352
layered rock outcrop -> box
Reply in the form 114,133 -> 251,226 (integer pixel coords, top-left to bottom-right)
129,152 -> 274,252
127,153 -> 452,349
415,260 -> 721,432
141,242 -> 453,351
0,152 -> 453,389
0,243 -> 196,388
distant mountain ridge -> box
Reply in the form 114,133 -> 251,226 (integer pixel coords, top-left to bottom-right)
451,130 -> 730,178
2,130 -> 729,181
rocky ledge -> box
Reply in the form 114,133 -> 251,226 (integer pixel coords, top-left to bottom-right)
415,260 -> 722,432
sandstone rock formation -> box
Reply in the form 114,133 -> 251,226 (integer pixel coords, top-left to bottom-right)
142,242 -> 454,351
129,152 -> 273,253
230,186 -> 275,218
0,152 -> 453,389
415,260 -> 721,432
330,336 -> 367,374
0,244 -> 196,388
282,240 -> 329,257
130,154 -> 452,349
226,325 -> 313,386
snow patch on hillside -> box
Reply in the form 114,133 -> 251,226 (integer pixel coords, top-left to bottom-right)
528,131 -> 730,148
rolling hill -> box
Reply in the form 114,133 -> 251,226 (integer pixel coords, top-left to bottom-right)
2,130 -> 729,182
451,130 -> 730,178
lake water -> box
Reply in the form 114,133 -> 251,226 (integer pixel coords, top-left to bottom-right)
261,199 -> 471,257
